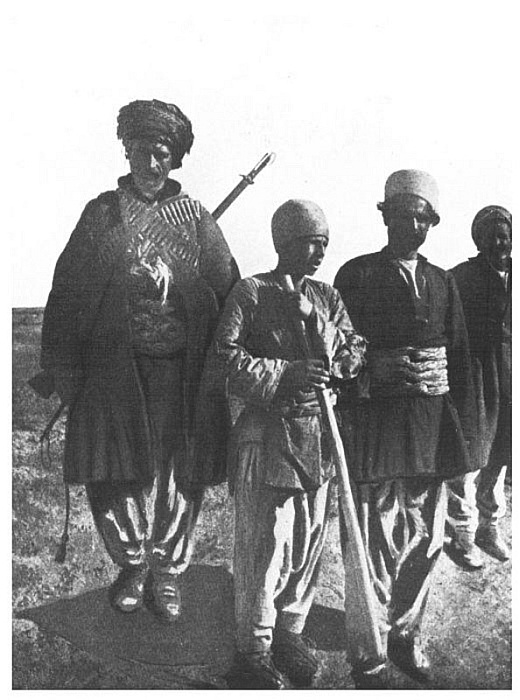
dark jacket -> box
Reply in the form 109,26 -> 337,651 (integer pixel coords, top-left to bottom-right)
40,176 -> 239,484
334,247 -> 476,483
451,254 -> 511,469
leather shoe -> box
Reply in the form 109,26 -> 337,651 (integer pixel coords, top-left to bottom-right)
147,572 -> 182,622
388,633 -> 431,683
272,629 -> 318,687
476,526 -> 510,562
109,566 -> 148,613
225,652 -> 286,689
451,533 -> 484,569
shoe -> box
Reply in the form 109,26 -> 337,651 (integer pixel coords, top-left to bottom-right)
109,566 -> 148,613
476,526 -> 510,561
388,633 -> 431,683
451,533 -> 484,569
225,652 -> 286,689
272,628 -> 319,688
147,572 -> 182,622
351,661 -> 391,689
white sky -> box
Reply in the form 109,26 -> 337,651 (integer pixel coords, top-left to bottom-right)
5,0 -> 516,307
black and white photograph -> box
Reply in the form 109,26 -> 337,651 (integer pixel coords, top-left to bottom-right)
8,0 -> 513,691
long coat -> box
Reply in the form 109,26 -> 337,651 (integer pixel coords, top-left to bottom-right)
40,176 -> 239,484
450,254 -> 511,470
334,248 -> 477,483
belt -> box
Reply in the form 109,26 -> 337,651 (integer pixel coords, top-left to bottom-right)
274,401 -> 322,417
273,389 -> 338,417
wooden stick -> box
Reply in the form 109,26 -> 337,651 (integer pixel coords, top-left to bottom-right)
280,274 -> 383,664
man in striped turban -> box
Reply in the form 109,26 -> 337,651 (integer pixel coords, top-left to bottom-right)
36,99 -> 239,623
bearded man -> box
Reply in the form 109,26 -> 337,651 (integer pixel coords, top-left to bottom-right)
37,99 -> 239,621
334,170 -> 476,688
210,199 -> 366,689
448,205 -> 512,568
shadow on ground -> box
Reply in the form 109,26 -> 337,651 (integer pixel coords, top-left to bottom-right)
18,565 -> 235,671
16,563 -> 356,688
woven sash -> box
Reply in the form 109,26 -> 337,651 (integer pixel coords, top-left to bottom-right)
368,346 -> 449,397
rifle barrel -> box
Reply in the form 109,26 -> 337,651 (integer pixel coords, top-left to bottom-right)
212,152 -> 276,221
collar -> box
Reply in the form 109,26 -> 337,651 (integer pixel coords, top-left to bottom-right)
379,246 -> 428,264
271,268 -> 313,295
117,173 -> 182,203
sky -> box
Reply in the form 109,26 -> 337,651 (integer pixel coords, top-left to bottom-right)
5,0 -> 516,308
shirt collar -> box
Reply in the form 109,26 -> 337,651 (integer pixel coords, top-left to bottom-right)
379,246 -> 428,264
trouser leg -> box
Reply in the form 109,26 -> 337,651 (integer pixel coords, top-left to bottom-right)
354,478 -> 446,649
233,443 -> 331,653
137,355 -> 201,576
149,447 -> 203,576
391,479 -> 446,639
86,481 -> 151,569
86,356 -> 201,575
447,471 -> 479,535
275,480 -> 333,634
477,463 -> 507,528
86,462 -> 201,575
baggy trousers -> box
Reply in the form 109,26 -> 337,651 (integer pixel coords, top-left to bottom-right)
448,464 -> 507,534
86,356 -> 202,576
233,442 -> 333,653
346,477 -> 447,654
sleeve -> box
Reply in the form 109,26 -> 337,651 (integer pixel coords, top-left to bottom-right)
307,286 -> 366,380
333,259 -> 366,333
212,280 -> 289,405
197,207 -> 240,307
445,271 -> 477,443
40,197 -> 114,376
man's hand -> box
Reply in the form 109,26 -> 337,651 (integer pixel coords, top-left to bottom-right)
286,292 -> 315,320
278,359 -> 330,396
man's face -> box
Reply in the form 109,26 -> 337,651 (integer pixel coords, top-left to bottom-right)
384,194 -> 434,258
127,138 -> 173,200
477,220 -> 512,270
280,234 -> 329,277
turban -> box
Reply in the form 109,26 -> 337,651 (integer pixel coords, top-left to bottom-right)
117,99 -> 194,168
271,199 -> 329,252
471,205 -> 512,246
383,169 -> 440,225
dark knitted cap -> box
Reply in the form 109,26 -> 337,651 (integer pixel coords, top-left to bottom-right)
117,99 -> 194,168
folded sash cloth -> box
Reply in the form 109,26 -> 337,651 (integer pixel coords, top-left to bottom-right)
367,346 -> 449,397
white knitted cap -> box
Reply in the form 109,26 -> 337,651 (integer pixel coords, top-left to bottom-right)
271,199 -> 329,251
384,170 -> 440,221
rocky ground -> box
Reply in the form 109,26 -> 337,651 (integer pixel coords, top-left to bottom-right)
12,309 -> 512,689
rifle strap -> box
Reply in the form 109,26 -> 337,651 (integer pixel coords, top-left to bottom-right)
55,484 -> 70,564
38,403 -> 70,563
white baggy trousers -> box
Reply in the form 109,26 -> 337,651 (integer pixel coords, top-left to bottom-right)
233,442 -> 333,653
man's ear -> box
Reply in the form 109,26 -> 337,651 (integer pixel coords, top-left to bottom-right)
377,202 -> 389,226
